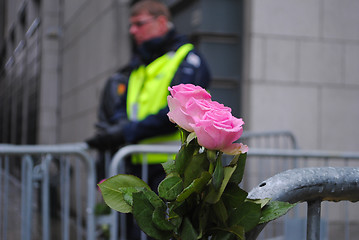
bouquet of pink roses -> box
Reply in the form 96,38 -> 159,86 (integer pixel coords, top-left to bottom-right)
99,84 -> 294,240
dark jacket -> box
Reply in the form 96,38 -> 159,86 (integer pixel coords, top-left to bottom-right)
90,29 -> 211,149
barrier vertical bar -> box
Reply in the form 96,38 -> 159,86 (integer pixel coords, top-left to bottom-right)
60,157 -> 71,240
118,157 -> 126,240
307,200 -> 321,240
0,157 -> 2,238
21,157 -> 27,240
75,159 -> 83,239
105,151 -> 112,178
2,156 -> 9,239
84,150 -> 96,240
42,154 -> 51,240
21,155 -> 33,240
141,155 -> 148,240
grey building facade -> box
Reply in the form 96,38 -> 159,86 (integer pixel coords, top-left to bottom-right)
1,0 -> 359,153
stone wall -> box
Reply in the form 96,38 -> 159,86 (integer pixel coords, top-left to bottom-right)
58,0 -> 130,143
244,0 -> 359,151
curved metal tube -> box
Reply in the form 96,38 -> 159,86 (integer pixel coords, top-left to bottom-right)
246,167 -> 359,239
109,144 -> 180,177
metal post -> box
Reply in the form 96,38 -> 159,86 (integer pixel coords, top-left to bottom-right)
21,155 -> 33,240
141,155 -> 148,240
75,159 -> 83,240
1,156 -> 9,239
105,151 -> 112,178
307,200 -> 321,240
60,157 -> 71,240
42,155 -> 51,240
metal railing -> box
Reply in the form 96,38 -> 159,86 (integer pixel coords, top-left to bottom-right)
0,143 -> 97,240
244,149 -> 359,240
247,167 -> 359,240
106,144 -> 359,240
241,130 -> 299,150
2,130 -> 358,240
0,130 -> 296,240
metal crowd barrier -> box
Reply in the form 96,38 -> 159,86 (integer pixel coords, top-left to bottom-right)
104,130 -> 300,240
2,130 -> 358,240
247,167 -> 359,240
106,145 -> 359,240
0,143 -> 96,240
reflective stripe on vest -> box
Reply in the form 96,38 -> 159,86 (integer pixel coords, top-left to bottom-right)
127,43 -> 194,164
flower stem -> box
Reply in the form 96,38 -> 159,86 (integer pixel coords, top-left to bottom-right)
209,162 -> 214,174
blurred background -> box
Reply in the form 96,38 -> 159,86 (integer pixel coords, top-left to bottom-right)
1,1 -> 359,239
1,0 -> 359,152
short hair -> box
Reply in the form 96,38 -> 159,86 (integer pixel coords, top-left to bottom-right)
131,0 -> 171,20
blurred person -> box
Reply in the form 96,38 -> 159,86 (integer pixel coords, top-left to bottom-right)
86,0 -> 211,182
86,0 -> 211,238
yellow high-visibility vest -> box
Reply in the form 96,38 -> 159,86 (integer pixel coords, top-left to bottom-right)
127,43 -> 193,164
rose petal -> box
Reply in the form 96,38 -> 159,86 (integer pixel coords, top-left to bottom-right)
222,143 -> 249,155
167,96 -> 194,132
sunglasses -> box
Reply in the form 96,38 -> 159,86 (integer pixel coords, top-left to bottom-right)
129,17 -> 156,28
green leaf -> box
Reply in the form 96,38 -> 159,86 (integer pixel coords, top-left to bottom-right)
175,141 -> 197,175
228,201 -> 261,232
186,132 -> 197,145
132,192 -> 172,240
211,225 -> 245,240
120,187 -> 140,206
212,157 -> 224,191
259,201 -> 296,224
98,174 -> 150,213
152,207 -> 175,231
141,187 -> 166,209
222,183 -> 248,208
183,152 -> 209,187
223,225 -> 245,240
158,175 -> 183,201
213,199 -> 228,223
162,160 -> 176,176
227,225 -> 245,240
205,165 -> 237,204
198,204 -> 209,238
177,171 -> 211,202
168,200 -> 188,218
229,153 -> 247,185
212,231 -> 234,240
168,208 -> 183,230
180,218 -> 198,240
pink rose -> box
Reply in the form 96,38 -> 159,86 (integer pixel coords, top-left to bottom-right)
167,84 -> 212,132
168,84 -> 211,103
168,97 -> 232,132
187,99 -> 231,118
167,96 -> 196,131
190,110 -> 248,154
167,84 -> 248,154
